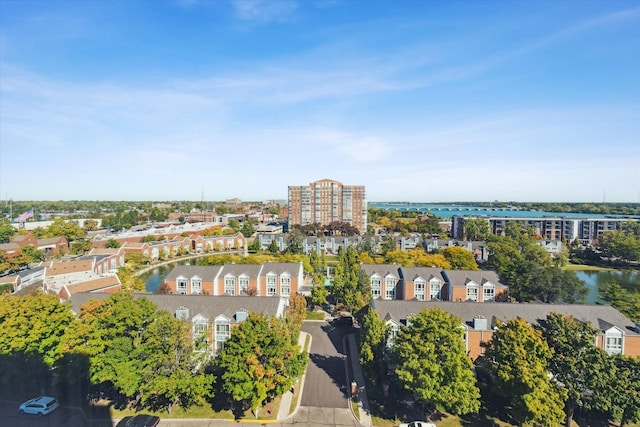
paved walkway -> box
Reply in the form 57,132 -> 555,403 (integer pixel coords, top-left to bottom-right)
346,334 -> 373,427
277,331 -> 310,421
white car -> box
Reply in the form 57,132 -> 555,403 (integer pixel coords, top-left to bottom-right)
399,422 -> 437,427
19,396 -> 59,415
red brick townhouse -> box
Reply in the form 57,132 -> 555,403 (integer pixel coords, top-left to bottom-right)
190,232 -> 246,253
70,292 -> 286,353
371,299 -> 640,359
164,262 -> 304,298
441,270 -> 509,302
359,264 -> 508,302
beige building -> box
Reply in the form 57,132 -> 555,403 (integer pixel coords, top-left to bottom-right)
288,178 -> 367,234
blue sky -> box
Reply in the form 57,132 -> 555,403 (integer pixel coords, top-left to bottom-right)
1,0 -> 638,203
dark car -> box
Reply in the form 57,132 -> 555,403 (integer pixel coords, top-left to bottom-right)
331,315 -> 353,327
125,414 -> 160,427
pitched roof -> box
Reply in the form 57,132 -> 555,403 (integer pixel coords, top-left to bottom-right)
442,270 -> 505,287
398,267 -> 445,282
360,264 -> 401,277
70,292 -> 284,323
165,265 -> 224,281
371,300 -> 638,335
260,262 -> 302,276
65,275 -> 121,294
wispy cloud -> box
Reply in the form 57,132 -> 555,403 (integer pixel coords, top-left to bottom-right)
230,0 -> 298,23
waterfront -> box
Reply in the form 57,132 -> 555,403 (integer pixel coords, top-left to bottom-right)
369,202 -> 640,220
575,269 -> 640,305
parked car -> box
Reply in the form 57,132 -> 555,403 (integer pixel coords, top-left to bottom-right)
125,414 -> 160,427
399,422 -> 436,427
18,396 -> 59,415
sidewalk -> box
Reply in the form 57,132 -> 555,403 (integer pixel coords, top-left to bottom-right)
277,330 -> 310,421
347,334 -> 373,427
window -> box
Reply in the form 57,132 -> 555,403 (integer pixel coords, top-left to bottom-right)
224,276 -> 235,295
193,316 -> 208,341
215,319 -> 230,352
385,276 -> 396,300
177,278 -> 187,294
387,322 -> 400,348
414,279 -> 426,301
483,284 -> 495,302
371,275 -> 381,299
267,273 -> 277,296
430,279 -> 441,300
239,275 -> 249,295
191,278 -> 202,295
604,329 -> 623,355
280,274 -> 291,296
175,307 -> 189,320
466,283 -> 478,301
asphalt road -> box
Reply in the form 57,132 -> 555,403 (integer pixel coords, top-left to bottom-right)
300,321 -> 353,409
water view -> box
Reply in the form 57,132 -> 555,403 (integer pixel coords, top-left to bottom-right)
575,270 -> 640,305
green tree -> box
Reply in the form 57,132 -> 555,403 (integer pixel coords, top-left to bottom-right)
103,238 -> 122,249
46,218 -> 86,241
136,310 -> 214,413
605,355 -> 640,427
331,246 -> 369,311
19,244 -> 45,263
311,282 -> 329,307
285,232 -> 303,255
600,282 -> 640,322
442,246 -> 479,270
463,218 -> 490,241
537,313 -> 614,427
70,239 -> 93,255
0,293 -> 76,366
358,306 -> 389,386
216,314 -> 307,417
268,239 -> 279,254
240,221 -> 256,237
83,219 -> 99,231
518,266 -> 588,303
480,318 -> 566,426
0,219 -> 16,243
392,308 -> 480,416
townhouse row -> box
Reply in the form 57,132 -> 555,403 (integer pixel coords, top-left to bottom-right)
163,262 -> 305,297
71,292 -> 287,353
359,264 -> 508,302
370,299 -> 640,358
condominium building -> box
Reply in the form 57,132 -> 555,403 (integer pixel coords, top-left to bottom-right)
288,178 -> 367,234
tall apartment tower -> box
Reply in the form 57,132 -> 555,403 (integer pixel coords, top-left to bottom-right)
288,179 -> 367,234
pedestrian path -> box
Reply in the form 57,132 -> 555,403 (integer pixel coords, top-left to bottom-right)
347,334 -> 373,427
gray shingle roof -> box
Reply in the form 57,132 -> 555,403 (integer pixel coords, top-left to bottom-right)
360,264 -> 401,277
398,267 -> 445,282
70,292 -> 284,323
442,270 -> 506,288
371,300 -> 638,334
165,265 -> 224,281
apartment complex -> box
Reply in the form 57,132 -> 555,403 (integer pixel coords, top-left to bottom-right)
451,215 -> 638,244
288,179 -> 367,234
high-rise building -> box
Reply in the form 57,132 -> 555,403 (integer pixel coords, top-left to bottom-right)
288,179 -> 367,234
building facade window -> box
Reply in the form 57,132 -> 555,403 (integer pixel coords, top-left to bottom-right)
193,315 -> 208,341
483,284 -> 495,302
430,279 -> 441,300
177,278 -> 187,294
239,275 -> 249,295
604,329 -> 623,355
371,275 -> 381,299
466,283 -> 478,301
215,318 -> 231,352
224,276 -> 235,295
280,274 -> 291,296
267,273 -> 277,296
414,279 -> 426,301
191,278 -> 202,295
385,276 -> 396,300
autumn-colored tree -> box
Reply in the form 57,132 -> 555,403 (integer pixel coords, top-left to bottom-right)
481,318 -> 566,426
442,246 -> 479,270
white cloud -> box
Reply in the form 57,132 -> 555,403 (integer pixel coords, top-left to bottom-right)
230,0 -> 298,23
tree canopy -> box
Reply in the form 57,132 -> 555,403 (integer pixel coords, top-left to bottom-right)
392,308 -> 480,416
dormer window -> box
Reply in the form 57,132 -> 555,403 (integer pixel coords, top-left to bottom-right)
414,278 -> 426,301
483,283 -> 495,302
385,276 -> 396,300
267,273 -> 277,296
371,275 -> 381,299
604,328 -> 623,355
175,306 -> 189,320
466,282 -> 478,301
224,275 -> 235,295
280,274 -> 291,296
